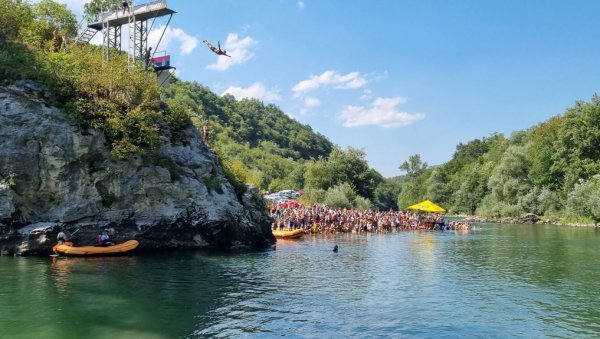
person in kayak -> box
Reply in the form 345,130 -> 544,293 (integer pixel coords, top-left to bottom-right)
57,227 -> 73,246
98,230 -> 114,247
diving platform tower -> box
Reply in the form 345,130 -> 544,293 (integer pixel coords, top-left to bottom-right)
80,0 -> 176,70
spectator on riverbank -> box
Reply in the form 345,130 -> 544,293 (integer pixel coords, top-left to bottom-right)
269,204 -> 469,234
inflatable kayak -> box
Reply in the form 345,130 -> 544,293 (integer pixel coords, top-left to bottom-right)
272,229 -> 304,239
52,240 -> 139,256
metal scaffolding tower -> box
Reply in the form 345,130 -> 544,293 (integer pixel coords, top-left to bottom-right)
127,6 -> 139,68
101,21 -> 121,61
85,0 -> 175,67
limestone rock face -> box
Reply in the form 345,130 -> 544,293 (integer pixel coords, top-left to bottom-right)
0,81 -> 274,255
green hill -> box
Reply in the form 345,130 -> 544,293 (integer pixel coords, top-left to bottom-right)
160,81 -> 334,192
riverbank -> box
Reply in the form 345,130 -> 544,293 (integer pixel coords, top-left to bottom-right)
453,213 -> 599,227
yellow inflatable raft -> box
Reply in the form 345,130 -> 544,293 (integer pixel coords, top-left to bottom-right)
272,229 -> 304,239
52,240 -> 139,256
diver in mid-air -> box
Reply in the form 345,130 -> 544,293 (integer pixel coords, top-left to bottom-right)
203,40 -> 231,57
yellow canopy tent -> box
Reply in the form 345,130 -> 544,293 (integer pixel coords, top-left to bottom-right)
407,200 -> 446,213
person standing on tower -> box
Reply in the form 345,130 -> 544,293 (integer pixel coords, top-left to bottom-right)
144,46 -> 152,69
122,0 -> 130,15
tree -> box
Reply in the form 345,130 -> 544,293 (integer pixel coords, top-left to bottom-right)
487,145 -> 530,205
425,169 -> 448,204
323,185 -> 353,209
399,154 -> 427,177
452,161 -> 492,215
528,116 -> 563,189
83,0 -> 122,22
397,178 -> 423,210
373,178 -> 402,210
20,0 -> 77,47
0,0 -> 32,40
304,147 -> 382,199
298,188 -> 326,205
551,97 -> 600,192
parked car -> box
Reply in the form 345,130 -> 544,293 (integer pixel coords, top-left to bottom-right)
265,193 -> 285,200
277,189 -> 300,198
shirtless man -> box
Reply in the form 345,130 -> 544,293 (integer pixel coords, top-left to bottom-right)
53,27 -> 60,52
144,46 -> 152,68
61,32 -> 70,52
202,123 -> 211,145
202,40 -> 231,57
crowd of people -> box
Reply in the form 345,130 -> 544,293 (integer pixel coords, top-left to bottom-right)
270,204 -> 472,234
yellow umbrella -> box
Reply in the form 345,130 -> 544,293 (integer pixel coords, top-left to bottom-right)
407,200 -> 446,213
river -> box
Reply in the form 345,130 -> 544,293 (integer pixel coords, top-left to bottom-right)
1,223 -> 599,338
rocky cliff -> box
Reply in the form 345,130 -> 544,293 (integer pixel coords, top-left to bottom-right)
0,81 -> 274,255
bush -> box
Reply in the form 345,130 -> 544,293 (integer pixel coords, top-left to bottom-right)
324,186 -> 353,209
0,40 -> 47,83
0,173 -> 17,188
567,175 -> 600,224
0,0 -> 32,41
354,196 -> 372,210
537,187 -> 562,215
46,46 -> 165,159
518,187 -> 542,215
297,188 -> 326,205
217,157 -> 247,199
162,101 -> 192,142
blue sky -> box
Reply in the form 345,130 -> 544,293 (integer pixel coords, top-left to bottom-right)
60,0 -> 600,177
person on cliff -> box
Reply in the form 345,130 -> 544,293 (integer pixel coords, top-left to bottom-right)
202,122 -> 211,145
202,40 -> 231,57
61,32 -> 70,52
52,27 -> 60,52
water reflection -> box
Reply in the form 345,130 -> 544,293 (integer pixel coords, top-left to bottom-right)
50,256 -> 73,294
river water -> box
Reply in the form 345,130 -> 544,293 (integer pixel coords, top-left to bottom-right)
1,224 -> 600,338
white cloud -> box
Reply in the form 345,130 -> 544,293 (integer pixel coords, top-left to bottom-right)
304,97 -> 321,107
44,0 -> 85,16
206,33 -> 256,71
222,82 -> 281,102
148,25 -> 198,56
298,1 -> 305,10
292,70 -> 367,97
339,97 -> 425,128
360,89 -> 372,100
89,31 -> 103,45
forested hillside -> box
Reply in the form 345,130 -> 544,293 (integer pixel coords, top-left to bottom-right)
396,99 -> 600,224
160,82 -> 333,191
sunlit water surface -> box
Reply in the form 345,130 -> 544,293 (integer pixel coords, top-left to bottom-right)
1,224 -> 600,338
